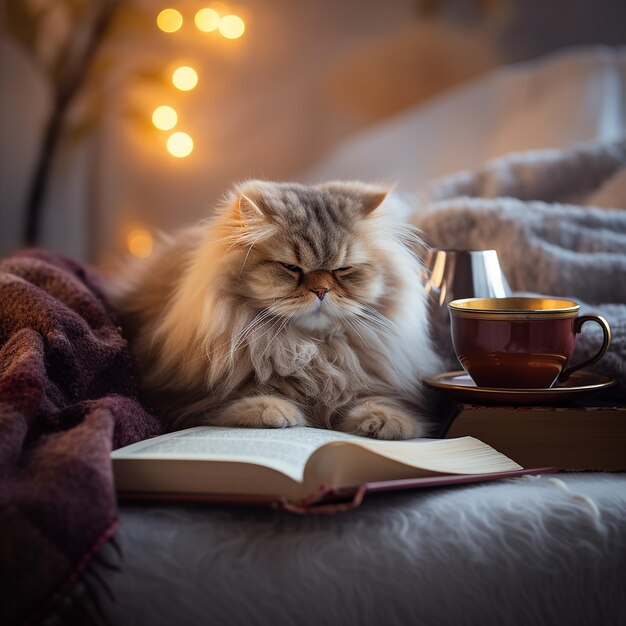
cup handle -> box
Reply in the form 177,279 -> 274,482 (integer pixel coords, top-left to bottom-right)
558,314 -> 611,383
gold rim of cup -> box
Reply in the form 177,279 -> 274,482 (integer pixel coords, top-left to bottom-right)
448,297 -> 580,321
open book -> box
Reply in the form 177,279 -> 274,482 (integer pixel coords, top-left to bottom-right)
111,426 -> 540,511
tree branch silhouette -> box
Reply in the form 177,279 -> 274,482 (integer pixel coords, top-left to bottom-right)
21,0 -> 121,245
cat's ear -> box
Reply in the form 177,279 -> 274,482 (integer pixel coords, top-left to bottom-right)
236,181 -> 275,225
318,181 -> 390,216
238,192 -> 266,225
359,188 -> 389,216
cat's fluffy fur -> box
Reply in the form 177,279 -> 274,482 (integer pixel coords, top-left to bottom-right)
106,180 -> 441,439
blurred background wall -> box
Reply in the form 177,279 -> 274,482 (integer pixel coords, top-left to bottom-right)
1,0 -> 626,266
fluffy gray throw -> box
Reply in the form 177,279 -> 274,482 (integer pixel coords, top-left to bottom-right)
413,138 -> 626,397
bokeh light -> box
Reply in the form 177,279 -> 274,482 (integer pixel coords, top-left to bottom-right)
195,8 -> 221,32
219,15 -> 245,39
151,105 -> 178,130
157,9 -> 183,33
172,66 -> 198,91
127,228 -> 154,258
167,132 -> 194,157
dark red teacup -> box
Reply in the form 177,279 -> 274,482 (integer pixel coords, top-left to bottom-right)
448,297 -> 611,389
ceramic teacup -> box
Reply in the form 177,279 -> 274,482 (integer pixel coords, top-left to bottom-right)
448,297 -> 611,389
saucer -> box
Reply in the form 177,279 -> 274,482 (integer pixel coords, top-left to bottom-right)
424,369 -> 615,405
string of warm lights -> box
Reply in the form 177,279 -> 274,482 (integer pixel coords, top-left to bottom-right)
152,5 -> 245,158
128,5 -> 246,257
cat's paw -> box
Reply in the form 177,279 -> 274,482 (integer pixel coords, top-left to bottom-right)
216,395 -> 306,428
340,398 -> 424,440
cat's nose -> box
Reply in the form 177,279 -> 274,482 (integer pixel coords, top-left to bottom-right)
310,287 -> 329,301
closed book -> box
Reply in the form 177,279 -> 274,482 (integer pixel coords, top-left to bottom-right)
444,405 -> 626,471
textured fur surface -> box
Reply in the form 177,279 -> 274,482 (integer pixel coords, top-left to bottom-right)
104,474 -> 626,625
106,181 -> 440,438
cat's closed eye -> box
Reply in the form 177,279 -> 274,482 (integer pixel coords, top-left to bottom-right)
279,263 -> 355,275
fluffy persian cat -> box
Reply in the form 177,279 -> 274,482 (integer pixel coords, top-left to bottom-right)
107,181 -> 441,439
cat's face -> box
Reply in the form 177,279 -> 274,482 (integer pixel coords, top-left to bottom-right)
221,181 -> 395,331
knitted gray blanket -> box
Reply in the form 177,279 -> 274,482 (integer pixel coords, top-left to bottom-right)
413,138 -> 626,397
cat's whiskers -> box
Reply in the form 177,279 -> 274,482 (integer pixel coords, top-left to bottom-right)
359,304 -> 400,334
344,317 -> 368,346
173,309 -> 274,369
265,300 -> 304,319
353,310 -> 392,336
238,231 -> 266,277
223,305 -> 290,360
222,236 -> 248,256
347,315 -> 387,350
258,315 -> 290,359
363,304 -> 399,330
229,308 -> 275,354
348,314 -> 407,380
227,320 -> 276,360
176,309 -> 280,371
332,298 -> 363,318
235,314 -> 285,354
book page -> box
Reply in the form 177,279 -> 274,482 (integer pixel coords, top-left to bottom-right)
302,437 -> 522,492
351,437 -> 522,473
112,426 -> 358,482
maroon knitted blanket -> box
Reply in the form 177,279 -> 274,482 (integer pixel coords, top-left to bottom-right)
0,250 -> 163,625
